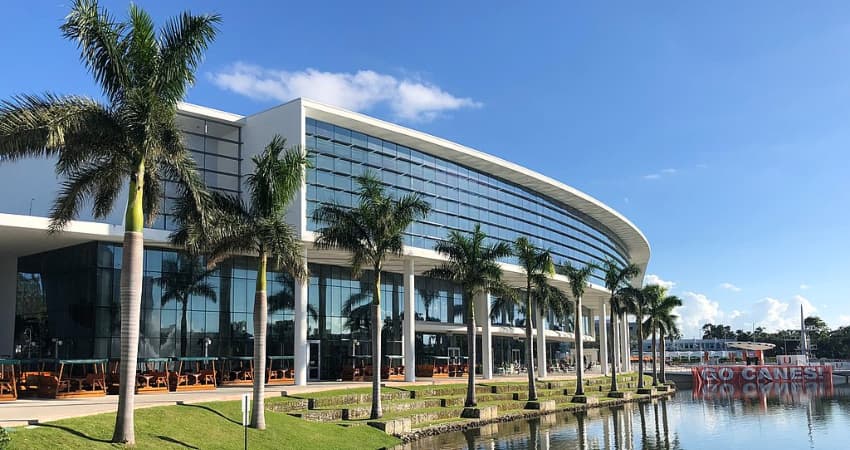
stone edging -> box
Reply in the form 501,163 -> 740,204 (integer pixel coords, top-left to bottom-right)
394,390 -> 675,445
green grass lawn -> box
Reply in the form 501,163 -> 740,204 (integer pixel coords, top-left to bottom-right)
6,400 -> 400,450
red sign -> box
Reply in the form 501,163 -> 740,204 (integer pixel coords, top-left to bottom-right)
692,365 -> 832,389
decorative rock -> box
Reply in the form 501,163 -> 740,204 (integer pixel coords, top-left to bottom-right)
607,391 -> 633,400
368,418 -> 412,435
571,395 -> 599,405
461,406 -> 498,420
525,400 -> 556,411
637,388 -> 656,395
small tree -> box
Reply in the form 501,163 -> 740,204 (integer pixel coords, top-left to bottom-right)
313,172 -> 430,419
156,253 -> 217,356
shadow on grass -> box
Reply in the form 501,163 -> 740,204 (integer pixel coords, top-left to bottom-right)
178,403 -> 241,426
157,435 -> 200,449
34,423 -> 112,443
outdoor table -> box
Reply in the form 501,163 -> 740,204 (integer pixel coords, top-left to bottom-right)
0,359 -> 19,401
38,359 -> 107,399
383,355 -> 405,381
267,356 -> 295,384
341,355 -> 372,381
220,357 -> 255,386
170,357 -> 217,391
416,356 -> 451,378
16,359 -> 53,397
136,358 -> 171,394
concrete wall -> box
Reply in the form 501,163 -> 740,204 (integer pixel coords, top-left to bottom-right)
240,99 -> 306,237
0,254 -> 17,357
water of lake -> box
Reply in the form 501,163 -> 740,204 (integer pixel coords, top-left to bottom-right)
408,382 -> 850,449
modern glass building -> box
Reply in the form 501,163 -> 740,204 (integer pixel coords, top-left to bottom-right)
0,98 -> 650,383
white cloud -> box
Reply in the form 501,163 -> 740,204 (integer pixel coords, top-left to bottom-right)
838,315 -> 850,327
675,291 -> 725,339
799,284 -> 811,290
209,62 -> 482,122
719,282 -> 742,292
751,295 -> 816,332
696,163 -> 709,169
644,274 -> 675,290
643,168 -> 678,180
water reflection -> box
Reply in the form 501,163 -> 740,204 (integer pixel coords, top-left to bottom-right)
410,382 -> 850,449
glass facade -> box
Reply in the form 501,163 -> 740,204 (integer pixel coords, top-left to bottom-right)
305,118 -> 629,282
14,242 -> 294,360
151,114 -> 242,230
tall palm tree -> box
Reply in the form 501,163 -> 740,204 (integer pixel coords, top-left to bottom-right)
643,285 -> 681,387
600,259 -> 641,394
426,224 -> 512,408
0,1 -> 219,443
557,262 -> 596,397
173,136 -> 308,430
156,253 -> 217,356
313,172 -> 430,419
621,286 -> 650,389
513,237 -> 554,402
657,306 -> 680,385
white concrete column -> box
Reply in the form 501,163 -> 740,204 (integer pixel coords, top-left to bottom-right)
0,255 -> 17,357
621,313 -> 631,372
599,303 -> 608,376
403,259 -> 416,382
294,277 -> 309,386
612,312 -> 621,372
476,291 -> 493,379
588,309 -> 596,339
536,304 -> 547,379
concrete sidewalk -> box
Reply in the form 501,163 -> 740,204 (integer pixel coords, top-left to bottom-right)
0,370 -> 604,428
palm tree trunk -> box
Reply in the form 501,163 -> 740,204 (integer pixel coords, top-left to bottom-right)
370,268 -> 383,420
112,163 -> 145,444
251,252 -> 268,429
659,331 -> 666,385
609,300 -> 619,393
637,308 -> 645,389
651,329 -> 658,387
180,300 -> 188,357
465,293 -> 476,407
525,287 -> 537,401
575,295 -> 585,396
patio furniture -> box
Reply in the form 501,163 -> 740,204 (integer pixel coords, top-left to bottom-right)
267,356 -> 295,384
0,359 -> 18,401
37,359 -> 107,399
383,355 -> 404,381
136,358 -> 171,394
220,357 -> 255,386
170,357 -> 217,392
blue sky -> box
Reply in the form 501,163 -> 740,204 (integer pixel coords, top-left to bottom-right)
3,1 -> 850,336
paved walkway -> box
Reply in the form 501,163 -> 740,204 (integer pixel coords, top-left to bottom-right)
0,369 -> 606,428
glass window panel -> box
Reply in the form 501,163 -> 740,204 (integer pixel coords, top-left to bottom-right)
176,115 -> 205,134
204,138 -> 239,159
205,121 -> 239,141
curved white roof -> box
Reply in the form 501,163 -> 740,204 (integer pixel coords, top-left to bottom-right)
299,98 -> 651,278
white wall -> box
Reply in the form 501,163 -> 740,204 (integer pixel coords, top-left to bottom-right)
0,254 -> 17,357
240,100 -> 306,237
0,157 -> 127,225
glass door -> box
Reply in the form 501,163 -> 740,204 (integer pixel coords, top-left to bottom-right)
308,340 -> 320,381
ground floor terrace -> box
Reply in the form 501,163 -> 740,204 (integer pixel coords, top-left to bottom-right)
0,214 -> 636,387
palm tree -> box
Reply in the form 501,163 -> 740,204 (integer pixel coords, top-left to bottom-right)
643,285 -> 681,387
513,237 -> 554,402
313,172 -> 430,419
173,136 -> 308,430
657,306 -> 680,385
621,286 -> 650,389
426,224 -> 512,407
0,1 -> 219,443
557,262 -> 596,397
156,253 -> 217,356
600,259 -> 641,394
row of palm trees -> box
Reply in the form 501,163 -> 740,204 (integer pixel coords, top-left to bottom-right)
0,1 -> 683,443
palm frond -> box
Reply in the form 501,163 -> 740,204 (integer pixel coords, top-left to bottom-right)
157,10 -> 221,102
60,0 -> 129,103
